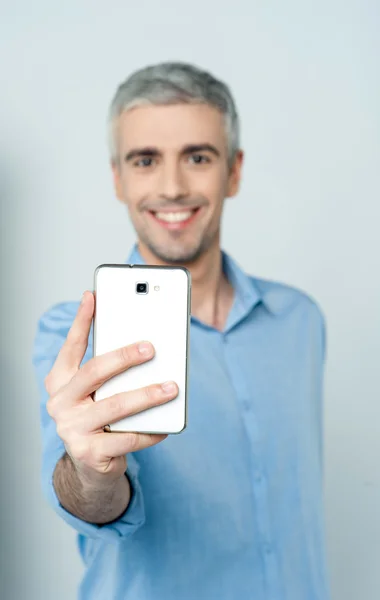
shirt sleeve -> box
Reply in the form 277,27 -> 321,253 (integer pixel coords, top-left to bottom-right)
310,299 -> 328,474
320,307 -> 327,366
32,301 -> 146,542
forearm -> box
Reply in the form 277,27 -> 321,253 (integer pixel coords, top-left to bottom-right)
53,452 -> 131,525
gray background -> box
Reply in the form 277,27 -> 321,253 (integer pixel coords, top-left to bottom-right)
1,1 -> 379,598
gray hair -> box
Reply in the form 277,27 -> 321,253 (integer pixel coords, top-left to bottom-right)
108,62 -> 240,168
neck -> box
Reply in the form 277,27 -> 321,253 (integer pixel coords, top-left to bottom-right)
137,239 -> 234,331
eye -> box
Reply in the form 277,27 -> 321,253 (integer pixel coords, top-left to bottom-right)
134,157 -> 155,168
188,154 -> 210,165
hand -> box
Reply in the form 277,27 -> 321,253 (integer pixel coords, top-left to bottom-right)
45,291 -> 178,485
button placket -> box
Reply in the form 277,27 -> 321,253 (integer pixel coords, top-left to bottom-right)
222,336 -> 281,599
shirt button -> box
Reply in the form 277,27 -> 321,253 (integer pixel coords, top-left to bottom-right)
254,471 -> 263,484
264,543 -> 273,555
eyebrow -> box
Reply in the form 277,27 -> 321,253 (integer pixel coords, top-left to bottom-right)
124,144 -> 221,162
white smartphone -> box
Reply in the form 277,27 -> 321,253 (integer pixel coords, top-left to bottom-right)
92,264 -> 191,434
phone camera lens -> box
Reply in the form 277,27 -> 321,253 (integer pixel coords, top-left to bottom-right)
136,282 -> 148,294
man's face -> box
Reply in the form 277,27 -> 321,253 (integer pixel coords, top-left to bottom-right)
112,103 -> 243,263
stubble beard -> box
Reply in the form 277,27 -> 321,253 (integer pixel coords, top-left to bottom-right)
141,230 -> 217,265
129,198 -> 222,265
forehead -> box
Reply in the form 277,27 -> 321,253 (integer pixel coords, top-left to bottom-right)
117,103 -> 227,150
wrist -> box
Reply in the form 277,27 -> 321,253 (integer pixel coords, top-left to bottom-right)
63,452 -> 126,491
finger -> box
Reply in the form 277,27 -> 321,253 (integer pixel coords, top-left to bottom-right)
92,431 -> 169,459
56,340 -> 156,408
57,290 -> 94,369
48,291 -> 94,392
82,382 -> 178,432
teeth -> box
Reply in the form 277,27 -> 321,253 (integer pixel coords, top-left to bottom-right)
155,211 -> 193,223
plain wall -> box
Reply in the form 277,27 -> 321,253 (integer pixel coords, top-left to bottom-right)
1,1 -> 379,598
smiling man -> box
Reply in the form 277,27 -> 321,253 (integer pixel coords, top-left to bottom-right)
114,103 -> 236,267
33,62 -> 331,600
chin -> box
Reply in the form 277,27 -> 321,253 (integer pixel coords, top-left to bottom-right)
146,241 -> 206,265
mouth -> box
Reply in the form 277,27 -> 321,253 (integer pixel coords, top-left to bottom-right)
147,207 -> 201,231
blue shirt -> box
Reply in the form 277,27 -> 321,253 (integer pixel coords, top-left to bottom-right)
33,246 -> 330,600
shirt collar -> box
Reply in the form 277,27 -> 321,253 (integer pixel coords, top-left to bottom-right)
221,254 -> 298,319
125,245 -> 279,330
126,244 -> 148,267
221,251 -> 262,330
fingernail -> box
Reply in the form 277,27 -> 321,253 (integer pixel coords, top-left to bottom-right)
138,342 -> 153,355
81,292 -> 86,305
161,381 -> 176,394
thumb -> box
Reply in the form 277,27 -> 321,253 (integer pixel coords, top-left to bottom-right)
46,291 -> 94,395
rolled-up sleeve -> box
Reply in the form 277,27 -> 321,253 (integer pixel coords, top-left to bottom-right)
32,301 -> 146,541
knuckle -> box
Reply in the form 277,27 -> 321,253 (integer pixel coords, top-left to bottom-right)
148,384 -> 164,404
73,440 -> 90,463
46,395 -> 58,419
126,432 -> 140,453
55,421 -> 66,440
142,385 -> 155,404
88,437 -> 111,466
45,371 -> 59,396
45,364 -> 78,398
107,394 -> 125,418
67,328 -> 85,348
117,345 -> 134,367
55,416 -> 71,441
66,435 -> 90,464
88,439 -> 102,464
81,359 -> 100,381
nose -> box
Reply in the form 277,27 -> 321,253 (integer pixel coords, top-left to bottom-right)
158,159 -> 189,202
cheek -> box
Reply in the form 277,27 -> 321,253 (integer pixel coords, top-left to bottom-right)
120,171 -> 151,208
194,168 -> 228,200
207,175 -> 229,209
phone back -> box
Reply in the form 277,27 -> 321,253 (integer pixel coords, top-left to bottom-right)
93,264 -> 190,434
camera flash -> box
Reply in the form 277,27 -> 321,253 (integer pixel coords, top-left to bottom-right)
154,286 -> 160,291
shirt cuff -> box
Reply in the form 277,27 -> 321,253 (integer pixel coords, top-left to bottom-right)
42,446 -> 145,542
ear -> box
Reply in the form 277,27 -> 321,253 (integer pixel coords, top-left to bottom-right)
111,160 -> 125,203
226,150 -> 244,198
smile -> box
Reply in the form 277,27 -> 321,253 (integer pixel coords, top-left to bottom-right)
148,208 -> 201,230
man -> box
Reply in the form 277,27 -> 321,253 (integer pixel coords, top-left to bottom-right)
33,62 -> 330,599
